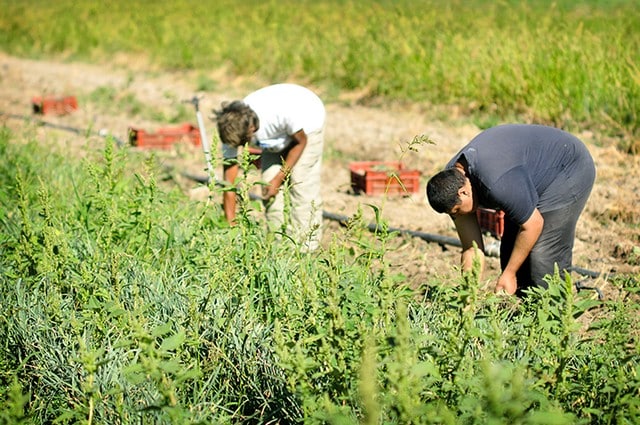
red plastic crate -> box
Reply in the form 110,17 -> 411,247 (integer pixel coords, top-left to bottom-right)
350,161 -> 421,196
32,96 -> 78,115
128,123 -> 201,149
476,208 -> 504,239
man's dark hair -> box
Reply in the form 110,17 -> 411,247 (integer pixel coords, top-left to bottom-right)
426,168 -> 466,214
212,101 -> 259,147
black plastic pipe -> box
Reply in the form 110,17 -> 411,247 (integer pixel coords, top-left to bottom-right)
321,210 -> 463,249
0,112 -> 126,147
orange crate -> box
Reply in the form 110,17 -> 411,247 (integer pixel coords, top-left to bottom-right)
32,96 -> 78,115
476,208 -> 504,239
128,123 -> 201,149
350,161 -> 421,196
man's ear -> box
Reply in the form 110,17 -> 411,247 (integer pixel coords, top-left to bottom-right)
462,177 -> 473,196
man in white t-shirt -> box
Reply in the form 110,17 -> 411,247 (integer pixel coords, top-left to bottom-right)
214,83 -> 325,251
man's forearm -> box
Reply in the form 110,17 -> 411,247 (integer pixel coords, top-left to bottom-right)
223,191 -> 236,223
461,246 -> 485,275
504,210 -> 544,276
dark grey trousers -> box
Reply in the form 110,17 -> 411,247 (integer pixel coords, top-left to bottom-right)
500,183 -> 594,297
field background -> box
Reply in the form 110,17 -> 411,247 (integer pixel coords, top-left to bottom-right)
1,0 -> 639,424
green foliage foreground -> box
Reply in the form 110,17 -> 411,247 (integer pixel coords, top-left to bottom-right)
1,128 -> 639,424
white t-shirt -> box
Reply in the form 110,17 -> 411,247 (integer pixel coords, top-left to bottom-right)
222,84 -> 325,159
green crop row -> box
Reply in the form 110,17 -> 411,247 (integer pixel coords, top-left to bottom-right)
0,0 -> 638,151
1,125 -> 639,422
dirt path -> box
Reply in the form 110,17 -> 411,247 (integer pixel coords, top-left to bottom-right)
1,52 -> 639,297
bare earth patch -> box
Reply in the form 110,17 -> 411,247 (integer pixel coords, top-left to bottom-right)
1,52 -> 639,300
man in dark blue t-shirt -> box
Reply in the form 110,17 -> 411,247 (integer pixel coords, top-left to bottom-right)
426,124 -> 596,296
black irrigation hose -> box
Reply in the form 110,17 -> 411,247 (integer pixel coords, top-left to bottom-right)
0,112 -> 126,147
2,111 -> 613,297
321,210 -> 464,250
569,267 -> 612,300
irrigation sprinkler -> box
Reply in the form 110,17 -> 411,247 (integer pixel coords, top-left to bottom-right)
183,96 -> 218,183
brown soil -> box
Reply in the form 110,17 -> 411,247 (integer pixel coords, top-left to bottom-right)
1,52 -> 639,300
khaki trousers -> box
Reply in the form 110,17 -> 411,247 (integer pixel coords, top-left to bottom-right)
261,129 -> 324,251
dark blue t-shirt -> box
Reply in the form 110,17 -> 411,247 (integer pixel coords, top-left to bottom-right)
446,124 -> 596,225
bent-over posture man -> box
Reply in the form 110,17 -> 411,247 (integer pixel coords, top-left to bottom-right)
214,83 -> 325,251
426,124 -> 595,296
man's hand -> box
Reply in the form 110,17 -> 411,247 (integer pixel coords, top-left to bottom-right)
262,174 -> 283,201
495,272 -> 517,295
262,169 -> 287,201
